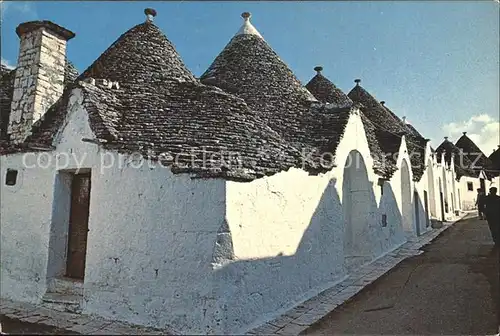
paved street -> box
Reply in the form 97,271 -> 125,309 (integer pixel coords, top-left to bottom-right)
0,315 -> 77,335
303,216 -> 500,335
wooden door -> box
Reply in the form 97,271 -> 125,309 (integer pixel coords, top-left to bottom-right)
66,173 -> 91,280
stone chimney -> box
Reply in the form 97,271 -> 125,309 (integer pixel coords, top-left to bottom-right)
7,21 -> 75,144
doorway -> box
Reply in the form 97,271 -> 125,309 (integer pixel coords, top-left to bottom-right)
66,172 -> 91,280
423,190 -> 430,228
414,191 -> 421,236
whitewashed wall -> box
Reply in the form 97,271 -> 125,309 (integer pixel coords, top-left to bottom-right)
82,154 -> 227,334
223,109 -> 407,334
458,176 -> 480,210
1,92 -> 434,335
413,142 -> 434,235
0,89 -> 100,302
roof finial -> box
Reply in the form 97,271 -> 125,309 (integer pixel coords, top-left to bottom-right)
354,79 -> 361,86
462,131 -> 467,135
144,8 -> 157,22
236,11 -> 263,38
402,116 -> 407,123
444,136 -> 449,141
380,101 -> 385,106
314,66 -> 323,74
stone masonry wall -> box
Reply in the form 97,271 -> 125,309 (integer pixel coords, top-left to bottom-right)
8,28 -> 67,144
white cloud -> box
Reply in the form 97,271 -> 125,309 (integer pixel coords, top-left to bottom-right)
1,1 -> 37,20
442,114 -> 500,155
1,57 -> 15,69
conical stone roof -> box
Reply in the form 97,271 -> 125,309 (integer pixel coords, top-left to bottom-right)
200,12 -> 317,144
454,132 -> 492,177
305,66 -> 353,107
78,20 -> 195,85
435,137 -> 475,179
348,81 -> 428,181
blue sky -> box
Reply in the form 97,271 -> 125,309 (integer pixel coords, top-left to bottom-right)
1,1 -> 499,153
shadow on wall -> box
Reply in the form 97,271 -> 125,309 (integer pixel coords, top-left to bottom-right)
211,151 -> 404,334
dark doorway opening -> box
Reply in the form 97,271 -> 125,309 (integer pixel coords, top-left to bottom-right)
440,192 -> 445,221
414,191 -> 421,236
424,190 -> 430,228
66,172 -> 91,280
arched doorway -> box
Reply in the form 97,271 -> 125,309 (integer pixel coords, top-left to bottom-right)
400,159 -> 414,235
342,150 -> 374,270
427,160 -> 437,218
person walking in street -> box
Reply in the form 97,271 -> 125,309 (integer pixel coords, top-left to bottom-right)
483,187 -> 500,245
476,188 -> 486,220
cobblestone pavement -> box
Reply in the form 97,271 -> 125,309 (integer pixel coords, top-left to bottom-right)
302,215 -> 500,335
0,300 -> 173,335
246,214 -> 473,335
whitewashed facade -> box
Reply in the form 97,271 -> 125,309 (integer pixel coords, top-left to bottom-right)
0,13 -> 472,335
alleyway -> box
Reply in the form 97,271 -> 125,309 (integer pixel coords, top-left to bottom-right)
303,216 -> 500,335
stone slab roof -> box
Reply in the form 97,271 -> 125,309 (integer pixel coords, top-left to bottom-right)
199,14 -> 401,178
303,70 -> 396,177
199,19 -> 317,147
454,133 -> 493,178
435,138 -> 475,180
305,67 -> 353,107
348,83 -> 427,182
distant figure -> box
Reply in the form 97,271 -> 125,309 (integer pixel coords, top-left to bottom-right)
484,187 -> 500,245
476,188 -> 486,220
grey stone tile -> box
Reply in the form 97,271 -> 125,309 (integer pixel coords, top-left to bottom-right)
292,311 -> 326,326
275,322 -> 308,335
268,314 -> 297,328
250,322 -> 281,334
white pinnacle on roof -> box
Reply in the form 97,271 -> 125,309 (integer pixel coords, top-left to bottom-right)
235,12 -> 263,39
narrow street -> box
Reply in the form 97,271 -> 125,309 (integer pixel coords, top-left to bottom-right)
0,315 -> 77,335
303,216 -> 500,335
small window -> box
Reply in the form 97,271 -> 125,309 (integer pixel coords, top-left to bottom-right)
467,182 -> 473,191
381,214 -> 387,227
5,169 -> 18,186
